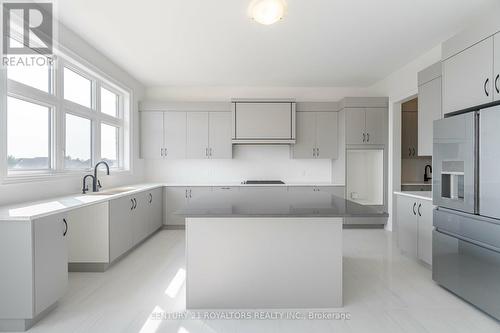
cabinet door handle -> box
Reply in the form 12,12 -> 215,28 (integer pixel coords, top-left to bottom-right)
134,198 -> 137,210
363,133 -> 366,142
160,148 -> 163,157
149,193 -> 153,204
316,147 -> 320,158
412,202 -> 417,215
496,74 -> 499,94
209,148 -> 213,157
409,147 -> 411,157
63,218 -> 68,236
485,78 -> 490,97
367,133 -> 370,142
418,203 -> 422,217
205,148 -> 208,157
131,198 -> 134,210
412,148 -> 416,156
189,189 -> 192,198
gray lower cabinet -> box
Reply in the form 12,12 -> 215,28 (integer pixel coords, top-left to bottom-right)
109,195 -> 134,262
33,213 -> 69,316
396,194 -> 434,265
0,213 -> 68,331
166,187 -> 212,226
110,189 -> 163,262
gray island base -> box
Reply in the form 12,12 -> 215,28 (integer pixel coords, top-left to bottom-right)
186,217 -> 343,309
181,190 -> 387,309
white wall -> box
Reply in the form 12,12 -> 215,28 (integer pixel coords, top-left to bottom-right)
368,45 -> 442,231
0,22 -> 145,206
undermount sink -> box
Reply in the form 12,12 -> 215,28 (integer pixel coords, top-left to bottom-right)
87,186 -> 138,195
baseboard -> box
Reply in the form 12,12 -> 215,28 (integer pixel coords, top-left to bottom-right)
163,225 -> 185,230
0,303 -> 57,331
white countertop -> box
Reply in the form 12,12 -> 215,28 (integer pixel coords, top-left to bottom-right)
394,191 -> 433,201
164,182 -> 345,187
0,183 -> 164,222
0,182 -> 345,221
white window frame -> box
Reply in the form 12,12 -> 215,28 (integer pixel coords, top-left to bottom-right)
1,50 -> 132,184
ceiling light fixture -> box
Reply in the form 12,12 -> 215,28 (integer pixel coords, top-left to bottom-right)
249,0 -> 287,25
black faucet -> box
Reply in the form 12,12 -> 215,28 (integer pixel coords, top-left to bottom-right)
93,161 -> 110,192
424,164 -> 432,182
82,174 -> 95,194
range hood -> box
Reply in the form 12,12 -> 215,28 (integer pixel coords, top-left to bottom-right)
231,99 -> 296,144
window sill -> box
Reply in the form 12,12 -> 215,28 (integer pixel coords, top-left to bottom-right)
1,169 -> 132,185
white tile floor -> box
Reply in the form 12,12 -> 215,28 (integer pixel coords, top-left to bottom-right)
22,229 -> 499,333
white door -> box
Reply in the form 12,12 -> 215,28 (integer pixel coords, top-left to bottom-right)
442,37 -> 494,114
365,108 -> 387,145
494,33 -> 500,102
150,188 -> 164,231
33,213 -> 68,315
418,77 -> 442,156
417,200 -> 433,265
186,112 -> 209,159
316,112 -> 338,159
209,112 -> 232,159
140,112 -> 163,159
292,112 -> 316,158
164,112 -> 187,159
397,195 -> 418,257
345,108 -> 366,144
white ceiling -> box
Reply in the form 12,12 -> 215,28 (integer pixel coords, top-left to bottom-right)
57,0 -> 499,87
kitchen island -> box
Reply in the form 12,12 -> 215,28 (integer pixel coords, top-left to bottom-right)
178,190 -> 388,309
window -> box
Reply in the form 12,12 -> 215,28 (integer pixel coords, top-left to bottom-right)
7,62 -> 51,93
100,87 -> 118,117
65,114 -> 92,169
7,97 -> 50,170
3,55 -> 130,181
101,123 -> 118,167
63,67 -> 92,108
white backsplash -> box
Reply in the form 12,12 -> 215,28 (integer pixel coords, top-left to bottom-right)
144,145 -> 343,184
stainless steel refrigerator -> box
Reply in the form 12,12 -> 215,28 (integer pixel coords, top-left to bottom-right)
433,105 -> 500,320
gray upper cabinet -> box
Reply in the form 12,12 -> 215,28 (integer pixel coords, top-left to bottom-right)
140,112 -> 164,159
292,112 -> 316,158
33,212 -> 68,316
495,33 -> 500,102
140,111 -> 186,159
442,37 -> 494,114
141,110 -> 231,160
187,112 -> 210,159
365,108 -> 387,145
187,112 -> 232,159
164,112 -> 187,159
401,111 -> 418,158
209,112 -> 232,159
293,112 -> 338,159
345,108 -> 366,144
316,112 -> 338,159
418,62 -> 442,156
346,107 -> 387,145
